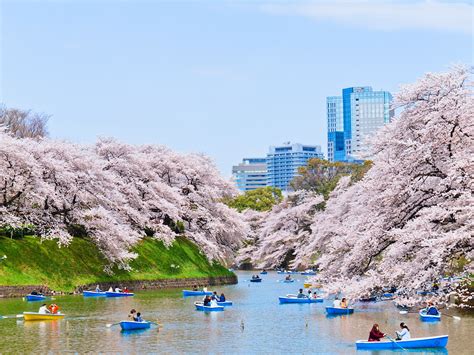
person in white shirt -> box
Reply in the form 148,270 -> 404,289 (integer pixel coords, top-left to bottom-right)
333,297 -> 341,308
395,322 -> 411,340
210,299 -> 218,308
38,304 -> 50,314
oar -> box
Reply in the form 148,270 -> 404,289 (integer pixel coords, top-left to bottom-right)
106,322 -> 121,328
385,335 -> 406,351
1,314 -> 24,319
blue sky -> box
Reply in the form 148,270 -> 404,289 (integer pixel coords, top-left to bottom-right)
1,0 -> 472,175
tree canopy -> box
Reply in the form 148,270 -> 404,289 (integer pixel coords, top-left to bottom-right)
224,186 -> 283,212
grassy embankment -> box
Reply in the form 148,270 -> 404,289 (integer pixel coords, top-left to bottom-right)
0,235 -> 233,291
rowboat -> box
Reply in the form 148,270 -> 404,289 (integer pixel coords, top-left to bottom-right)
105,291 -> 134,297
303,283 -> 312,288
194,302 -> 224,312
419,309 -> 441,321
83,291 -> 107,297
355,335 -> 448,350
279,296 -> 323,304
326,307 -> 354,315
250,278 -> 262,283
217,300 -> 233,306
359,296 -> 377,302
23,312 -> 65,321
260,271 -> 268,275
182,290 -> 213,297
282,279 -> 295,283
25,294 -> 46,302
301,271 -> 316,276
120,321 -> 151,330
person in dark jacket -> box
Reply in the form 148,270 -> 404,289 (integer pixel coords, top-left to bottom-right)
219,293 -> 226,302
368,324 -> 386,341
203,296 -> 211,306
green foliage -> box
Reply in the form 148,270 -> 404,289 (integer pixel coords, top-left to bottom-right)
0,224 -> 36,239
290,158 -> 372,199
224,186 -> 283,212
0,235 -> 232,291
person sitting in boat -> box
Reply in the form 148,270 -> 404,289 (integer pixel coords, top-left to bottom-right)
123,287 -> 130,293
285,275 -> 292,281
95,285 -> 102,292
340,298 -> 348,308
48,304 -> 59,314
192,285 -> 198,291
219,293 -> 226,302
128,309 -> 137,320
211,291 -> 219,300
368,324 -> 386,342
108,286 -> 113,292
210,298 -> 219,307
333,297 -> 341,308
203,296 -> 211,306
114,286 -> 122,293
38,304 -> 50,314
31,290 -> 40,296
307,290 -> 312,298
426,302 -> 439,315
395,322 -> 410,340
297,289 -> 307,298
134,312 -> 143,322
252,275 -> 260,280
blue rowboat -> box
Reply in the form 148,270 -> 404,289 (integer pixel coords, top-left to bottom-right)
326,307 -> 354,315
194,302 -> 224,312
217,301 -> 233,306
282,279 -> 295,283
250,278 -> 262,283
120,321 -> 151,330
359,296 -> 377,302
279,296 -> 323,304
301,271 -> 316,276
105,292 -> 134,297
25,294 -> 46,302
277,271 -> 285,274
355,335 -> 448,350
182,290 -> 213,297
83,291 -> 107,297
260,271 -> 268,275
419,309 -> 441,321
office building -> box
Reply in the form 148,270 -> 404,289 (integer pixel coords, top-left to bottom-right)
232,158 -> 267,191
266,142 -> 323,191
327,87 -> 393,162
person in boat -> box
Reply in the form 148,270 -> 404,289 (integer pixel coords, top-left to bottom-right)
203,296 -> 211,306
134,312 -> 143,322
114,286 -> 122,293
307,290 -> 312,298
95,285 -> 101,292
219,293 -> 226,302
252,275 -> 260,280
123,287 -> 129,293
128,309 -> 137,320
333,297 -> 341,308
108,286 -> 113,292
285,275 -> 292,281
192,285 -> 198,291
426,302 -> 439,315
368,324 -> 386,342
38,304 -> 50,314
297,289 -> 307,298
395,322 -> 411,340
212,291 -> 219,300
210,298 -> 219,307
340,298 -> 348,308
31,290 -> 39,296
48,304 -> 59,314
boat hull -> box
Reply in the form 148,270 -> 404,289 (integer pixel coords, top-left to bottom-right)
301,272 -> 316,276
356,335 -> 448,350
25,295 -> 46,302
105,292 -> 134,297
182,290 -> 213,297
326,307 -> 354,315
282,280 -> 295,283
279,296 -> 323,304
250,279 -> 262,283
120,321 -> 151,330
260,271 -> 268,275
83,291 -> 107,297
194,303 -> 224,312
419,309 -> 441,322
217,301 -> 233,306
23,312 -> 65,321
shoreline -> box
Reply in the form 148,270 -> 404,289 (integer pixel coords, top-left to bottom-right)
0,274 -> 238,298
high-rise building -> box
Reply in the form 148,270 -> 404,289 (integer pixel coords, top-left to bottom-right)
266,142 -> 324,191
232,158 -> 267,191
327,87 -> 393,162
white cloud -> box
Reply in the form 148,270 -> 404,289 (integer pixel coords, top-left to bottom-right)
260,0 -> 473,35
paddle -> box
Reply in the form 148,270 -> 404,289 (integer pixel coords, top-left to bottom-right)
1,314 -> 24,319
385,335 -> 406,352
106,322 -> 121,328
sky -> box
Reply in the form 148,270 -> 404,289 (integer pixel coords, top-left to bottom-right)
1,0 -> 472,176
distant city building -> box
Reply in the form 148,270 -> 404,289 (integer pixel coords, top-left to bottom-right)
327,87 -> 393,162
266,142 -> 323,191
232,158 -> 267,191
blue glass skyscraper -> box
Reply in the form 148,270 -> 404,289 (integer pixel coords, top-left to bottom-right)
327,87 -> 393,162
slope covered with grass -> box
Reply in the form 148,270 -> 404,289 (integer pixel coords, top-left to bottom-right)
0,235 -> 233,291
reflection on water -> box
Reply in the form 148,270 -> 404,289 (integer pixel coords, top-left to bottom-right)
0,271 -> 472,354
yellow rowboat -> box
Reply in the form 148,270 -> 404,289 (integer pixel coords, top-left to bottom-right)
23,312 -> 65,321
304,283 -> 312,288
